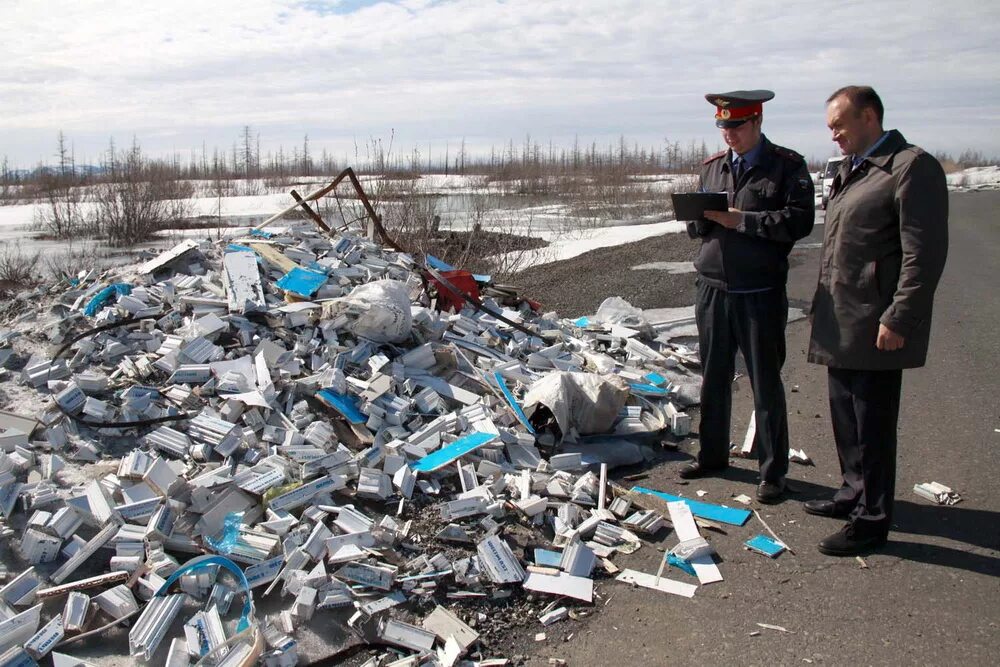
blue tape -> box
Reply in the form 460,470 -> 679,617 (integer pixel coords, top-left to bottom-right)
492,371 -> 535,433
631,486 -> 752,526
410,432 -> 498,473
316,389 -> 366,424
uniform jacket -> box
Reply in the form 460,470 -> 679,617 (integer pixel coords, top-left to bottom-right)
687,136 -> 815,290
807,130 -> 948,370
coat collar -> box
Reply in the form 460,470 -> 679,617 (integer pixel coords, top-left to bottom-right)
864,129 -> 907,169
832,129 -> 907,194
722,135 -> 776,172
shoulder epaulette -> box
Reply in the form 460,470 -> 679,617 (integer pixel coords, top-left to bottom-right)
772,145 -> 805,164
703,150 -> 727,165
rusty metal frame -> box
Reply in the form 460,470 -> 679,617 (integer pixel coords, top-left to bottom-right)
254,167 -> 403,251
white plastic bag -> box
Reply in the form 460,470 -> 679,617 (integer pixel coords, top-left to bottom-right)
594,296 -> 651,331
323,279 -> 413,343
523,371 -> 629,436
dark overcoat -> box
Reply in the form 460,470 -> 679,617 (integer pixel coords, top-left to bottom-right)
807,130 -> 948,370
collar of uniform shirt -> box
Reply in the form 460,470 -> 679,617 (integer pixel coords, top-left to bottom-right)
852,131 -> 891,169
732,134 -> 768,172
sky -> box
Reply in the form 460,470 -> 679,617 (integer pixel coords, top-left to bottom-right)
3,0 -> 999,169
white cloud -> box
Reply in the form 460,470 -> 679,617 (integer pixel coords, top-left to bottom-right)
2,0 -> 999,166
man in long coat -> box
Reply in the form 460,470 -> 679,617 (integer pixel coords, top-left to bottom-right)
807,85 -> 949,555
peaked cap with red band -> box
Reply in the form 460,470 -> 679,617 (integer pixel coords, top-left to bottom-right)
705,89 -> 775,128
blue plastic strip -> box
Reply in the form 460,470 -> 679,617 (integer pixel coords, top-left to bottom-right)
631,486 -> 752,526
276,267 -> 328,297
83,283 -> 132,317
410,432 -> 498,473
316,389 -> 366,424
492,371 -> 535,433
426,254 -> 455,271
155,554 -> 253,633
745,534 -> 786,557
573,316 -> 590,327
249,228 -> 274,238
226,243 -> 255,253
472,273 -> 491,283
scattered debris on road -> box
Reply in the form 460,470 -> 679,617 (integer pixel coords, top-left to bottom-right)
913,482 -> 962,505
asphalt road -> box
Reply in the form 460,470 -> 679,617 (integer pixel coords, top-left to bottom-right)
529,190 -> 999,666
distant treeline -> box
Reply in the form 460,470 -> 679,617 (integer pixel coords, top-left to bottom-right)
2,128 -> 995,200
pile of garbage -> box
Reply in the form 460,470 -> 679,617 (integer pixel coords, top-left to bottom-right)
0,215 -> 705,666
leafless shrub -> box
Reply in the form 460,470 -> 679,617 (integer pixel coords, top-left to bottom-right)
41,244 -> 116,282
0,241 -> 41,289
91,142 -> 194,246
31,172 -> 87,239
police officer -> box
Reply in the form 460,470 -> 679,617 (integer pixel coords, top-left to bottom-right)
680,90 -> 815,504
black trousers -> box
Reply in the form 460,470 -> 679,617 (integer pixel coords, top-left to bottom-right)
695,281 -> 789,483
827,367 -> 903,532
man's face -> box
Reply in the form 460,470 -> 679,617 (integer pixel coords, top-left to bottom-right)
720,116 -> 762,155
827,95 -> 877,156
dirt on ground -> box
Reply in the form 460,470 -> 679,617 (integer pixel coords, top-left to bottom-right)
513,232 -> 701,317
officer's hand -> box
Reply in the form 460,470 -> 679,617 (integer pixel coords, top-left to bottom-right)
703,208 -> 743,229
876,324 -> 905,351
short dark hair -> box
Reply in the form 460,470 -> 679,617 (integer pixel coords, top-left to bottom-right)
827,85 -> 884,124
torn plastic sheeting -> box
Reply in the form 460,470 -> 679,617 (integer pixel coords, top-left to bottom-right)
316,389 -> 366,424
275,267 -> 328,297
523,372 -> 629,437
632,486 -> 751,526
83,284 -> 132,317
205,511 -> 244,555
411,432 -> 499,473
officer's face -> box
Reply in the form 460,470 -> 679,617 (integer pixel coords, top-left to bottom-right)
827,96 -> 878,156
720,117 -> 762,155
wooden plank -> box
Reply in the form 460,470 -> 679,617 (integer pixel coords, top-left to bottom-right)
246,242 -> 300,273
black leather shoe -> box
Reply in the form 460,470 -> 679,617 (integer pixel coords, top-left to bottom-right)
678,462 -> 727,480
803,499 -> 852,518
817,523 -> 888,556
755,479 -> 786,504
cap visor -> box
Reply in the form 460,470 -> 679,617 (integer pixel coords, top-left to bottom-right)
716,119 -> 748,129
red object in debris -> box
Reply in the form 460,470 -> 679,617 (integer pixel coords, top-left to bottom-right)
429,270 -> 480,313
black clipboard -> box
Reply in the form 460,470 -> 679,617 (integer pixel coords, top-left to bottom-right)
671,192 -> 729,221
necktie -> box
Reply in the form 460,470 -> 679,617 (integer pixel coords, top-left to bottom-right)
733,157 -> 745,182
